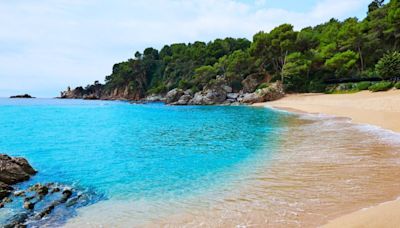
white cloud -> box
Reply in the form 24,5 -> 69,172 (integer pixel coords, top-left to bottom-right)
0,0 -> 370,97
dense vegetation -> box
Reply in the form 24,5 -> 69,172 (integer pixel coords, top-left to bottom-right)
86,0 -> 400,99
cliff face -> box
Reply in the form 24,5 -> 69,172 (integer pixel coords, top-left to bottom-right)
60,80 -> 148,100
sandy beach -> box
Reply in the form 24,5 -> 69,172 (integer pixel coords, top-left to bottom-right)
254,90 -> 400,133
254,89 -> 400,228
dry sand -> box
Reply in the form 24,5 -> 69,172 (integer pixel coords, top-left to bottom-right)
253,89 -> 400,133
254,89 -> 400,228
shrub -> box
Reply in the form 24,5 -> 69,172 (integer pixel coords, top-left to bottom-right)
375,51 -> 400,80
368,81 -> 393,92
395,82 -> 400,89
147,84 -> 167,94
257,82 -> 270,90
307,81 -> 326,93
355,81 -> 372,90
326,83 -> 359,94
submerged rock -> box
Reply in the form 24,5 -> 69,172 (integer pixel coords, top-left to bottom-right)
23,201 -> 35,210
0,182 -> 13,199
0,155 -> 101,227
29,183 -> 49,197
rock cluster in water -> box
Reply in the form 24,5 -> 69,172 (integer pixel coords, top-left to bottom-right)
9,94 -> 35,99
0,154 -> 91,227
60,76 -> 284,105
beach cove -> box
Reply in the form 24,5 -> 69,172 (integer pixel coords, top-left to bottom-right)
254,90 -> 400,227
0,93 -> 399,227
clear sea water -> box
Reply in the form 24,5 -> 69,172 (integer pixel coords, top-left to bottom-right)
2,98 -> 400,227
0,98 -> 289,226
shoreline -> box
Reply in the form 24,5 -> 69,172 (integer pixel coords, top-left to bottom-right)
254,90 -> 400,227
253,90 -> 400,133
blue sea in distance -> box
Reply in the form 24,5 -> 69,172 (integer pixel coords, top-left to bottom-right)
0,98 -> 289,224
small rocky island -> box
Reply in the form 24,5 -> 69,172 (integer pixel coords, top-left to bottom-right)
10,94 -> 35,99
0,154 -> 92,227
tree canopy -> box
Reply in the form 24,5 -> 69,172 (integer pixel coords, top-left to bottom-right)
97,0 -> 400,96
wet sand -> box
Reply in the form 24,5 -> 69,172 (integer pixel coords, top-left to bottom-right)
254,90 -> 400,228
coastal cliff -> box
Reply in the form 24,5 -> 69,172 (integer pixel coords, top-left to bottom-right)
60,75 -> 284,105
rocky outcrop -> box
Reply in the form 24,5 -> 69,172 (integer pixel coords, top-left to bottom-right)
241,72 -> 271,93
3,183 -> 81,227
10,94 -> 35,99
164,78 -> 283,105
0,154 -> 99,227
0,154 -> 36,186
238,82 -> 284,104
172,94 -> 193,105
188,88 -> 227,105
0,154 -> 37,206
60,80 -> 148,101
165,88 -> 184,104
145,94 -> 165,102
60,73 -> 284,105
60,81 -> 105,100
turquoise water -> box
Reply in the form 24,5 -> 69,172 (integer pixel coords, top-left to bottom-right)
0,98 -> 288,224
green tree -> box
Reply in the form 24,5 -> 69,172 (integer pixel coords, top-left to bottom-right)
282,52 -> 312,91
338,18 -> 365,72
325,50 -> 359,77
193,66 -> 218,90
375,51 -> 400,80
216,50 -> 255,90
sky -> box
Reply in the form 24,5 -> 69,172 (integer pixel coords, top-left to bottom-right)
0,0 -> 372,97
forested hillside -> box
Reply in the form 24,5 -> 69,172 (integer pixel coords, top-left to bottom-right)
61,0 -> 400,103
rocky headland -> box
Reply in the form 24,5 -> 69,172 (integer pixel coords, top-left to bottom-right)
60,76 -> 284,105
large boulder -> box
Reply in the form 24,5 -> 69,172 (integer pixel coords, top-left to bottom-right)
239,93 -> 264,104
239,82 -> 284,104
144,94 -> 165,102
0,154 -> 36,201
172,94 -> 193,105
227,93 -> 239,100
189,88 -> 227,105
241,73 -> 271,93
188,77 -> 229,105
222,85 -> 233,93
0,154 -> 36,185
165,88 -> 184,104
